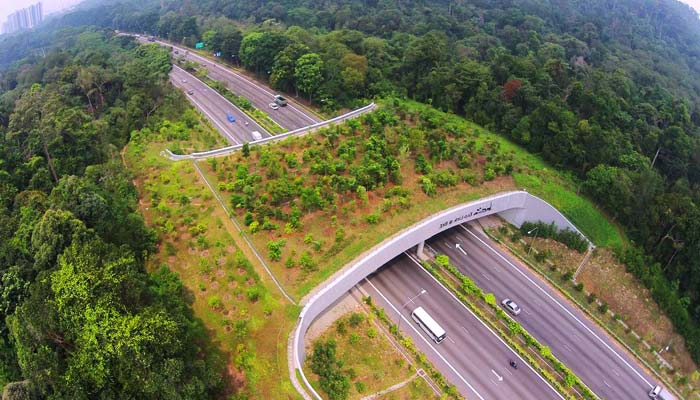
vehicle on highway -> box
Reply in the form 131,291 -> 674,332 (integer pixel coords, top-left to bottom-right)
501,298 -> 522,316
227,114 -> 236,123
251,131 -> 262,141
411,306 -> 446,343
268,102 -> 279,110
181,79 -> 187,83
148,36 -> 155,42
187,90 -> 194,95
274,95 -> 287,106
649,385 -> 677,400
509,360 -> 518,369
174,50 -> 179,54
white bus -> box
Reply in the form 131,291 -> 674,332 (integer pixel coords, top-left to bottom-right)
411,306 -> 447,343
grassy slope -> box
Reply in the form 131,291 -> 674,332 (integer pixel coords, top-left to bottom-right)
125,101 -> 298,398
397,100 -> 625,248
202,99 -> 623,301
129,92 -> 628,398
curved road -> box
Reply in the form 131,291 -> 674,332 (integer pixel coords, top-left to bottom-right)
360,255 -> 563,400
426,223 -> 660,399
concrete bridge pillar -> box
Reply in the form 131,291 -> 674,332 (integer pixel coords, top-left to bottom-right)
416,240 -> 426,260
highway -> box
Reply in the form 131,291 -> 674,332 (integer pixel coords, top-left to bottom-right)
139,36 -> 321,130
170,65 -> 270,144
426,224 -> 658,399
360,255 -> 563,400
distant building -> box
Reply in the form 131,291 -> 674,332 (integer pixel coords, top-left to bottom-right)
2,3 -> 43,35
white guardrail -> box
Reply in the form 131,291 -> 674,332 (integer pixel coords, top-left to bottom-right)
290,190 -> 593,399
165,102 -> 377,160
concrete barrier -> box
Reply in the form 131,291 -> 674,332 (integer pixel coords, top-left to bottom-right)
166,102 -> 377,160
290,190 -> 590,399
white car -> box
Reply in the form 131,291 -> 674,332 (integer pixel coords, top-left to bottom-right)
268,102 -> 279,110
501,298 -> 522,316
181,79 -> 187,83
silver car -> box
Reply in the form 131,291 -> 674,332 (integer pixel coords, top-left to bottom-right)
501,298 -> 522,316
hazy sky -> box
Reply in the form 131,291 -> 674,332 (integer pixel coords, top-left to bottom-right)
682,0 -> 700,13
0,0 -> 84,24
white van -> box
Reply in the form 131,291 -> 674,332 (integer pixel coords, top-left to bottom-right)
251,131 -> 262,141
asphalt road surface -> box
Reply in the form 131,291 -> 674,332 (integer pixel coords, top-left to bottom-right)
143,37 -> 321,130
426,224 -> 659,399
170,66 -> 270,144
360,255 -> 563,400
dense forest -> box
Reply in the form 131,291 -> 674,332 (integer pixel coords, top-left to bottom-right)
0,0 -> 699,390
33,0 -> 700,360
0,31 -> 223,397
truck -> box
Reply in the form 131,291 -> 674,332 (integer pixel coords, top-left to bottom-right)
649,385 -> 677,400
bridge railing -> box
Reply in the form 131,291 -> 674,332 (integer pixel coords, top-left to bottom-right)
166,102 -> 377,161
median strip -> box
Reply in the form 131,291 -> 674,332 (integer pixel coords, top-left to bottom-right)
424,253 -> 598,399
184,64 -> 286,135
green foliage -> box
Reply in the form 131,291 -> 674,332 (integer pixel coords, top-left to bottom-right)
348,313 -> 364,327
300,251 -> 317,272
208,295 -> 223,309
46,0 -> 700,366
483,293 -> 496,307
598,302 -> 609,314
435,254 -> 450,268
419,176 -> 436,197
8,243 -> 220,398
364,213 -> 380,225
266,239 -> 286,261
348,333 -> 359,345
521,221 -> 588,253
310,340 -> 351,400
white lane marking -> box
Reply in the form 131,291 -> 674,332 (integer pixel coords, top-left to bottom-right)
480,272 -> 491,282
456,243 -> 467,256
447,336 -> 456,344
444,241 -> 452,249
524,309 -> 532,316
168,42 -> 317,124
491,369 -> 503,381
612,369 -> 621,377
461,325 -> 470,335
363,278 -> 486,400
563,344 -> 574,352
172,65 -> 270,137
603,380 -> 612,389
461,226 -> 654,389
179,86 -> 239,144
404,252 -> 565,400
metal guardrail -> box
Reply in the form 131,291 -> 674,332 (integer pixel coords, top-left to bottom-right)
165,102 -> 377,160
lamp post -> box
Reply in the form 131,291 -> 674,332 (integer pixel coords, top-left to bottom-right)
527,227 -> 539,257
397,288 -> 427,332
